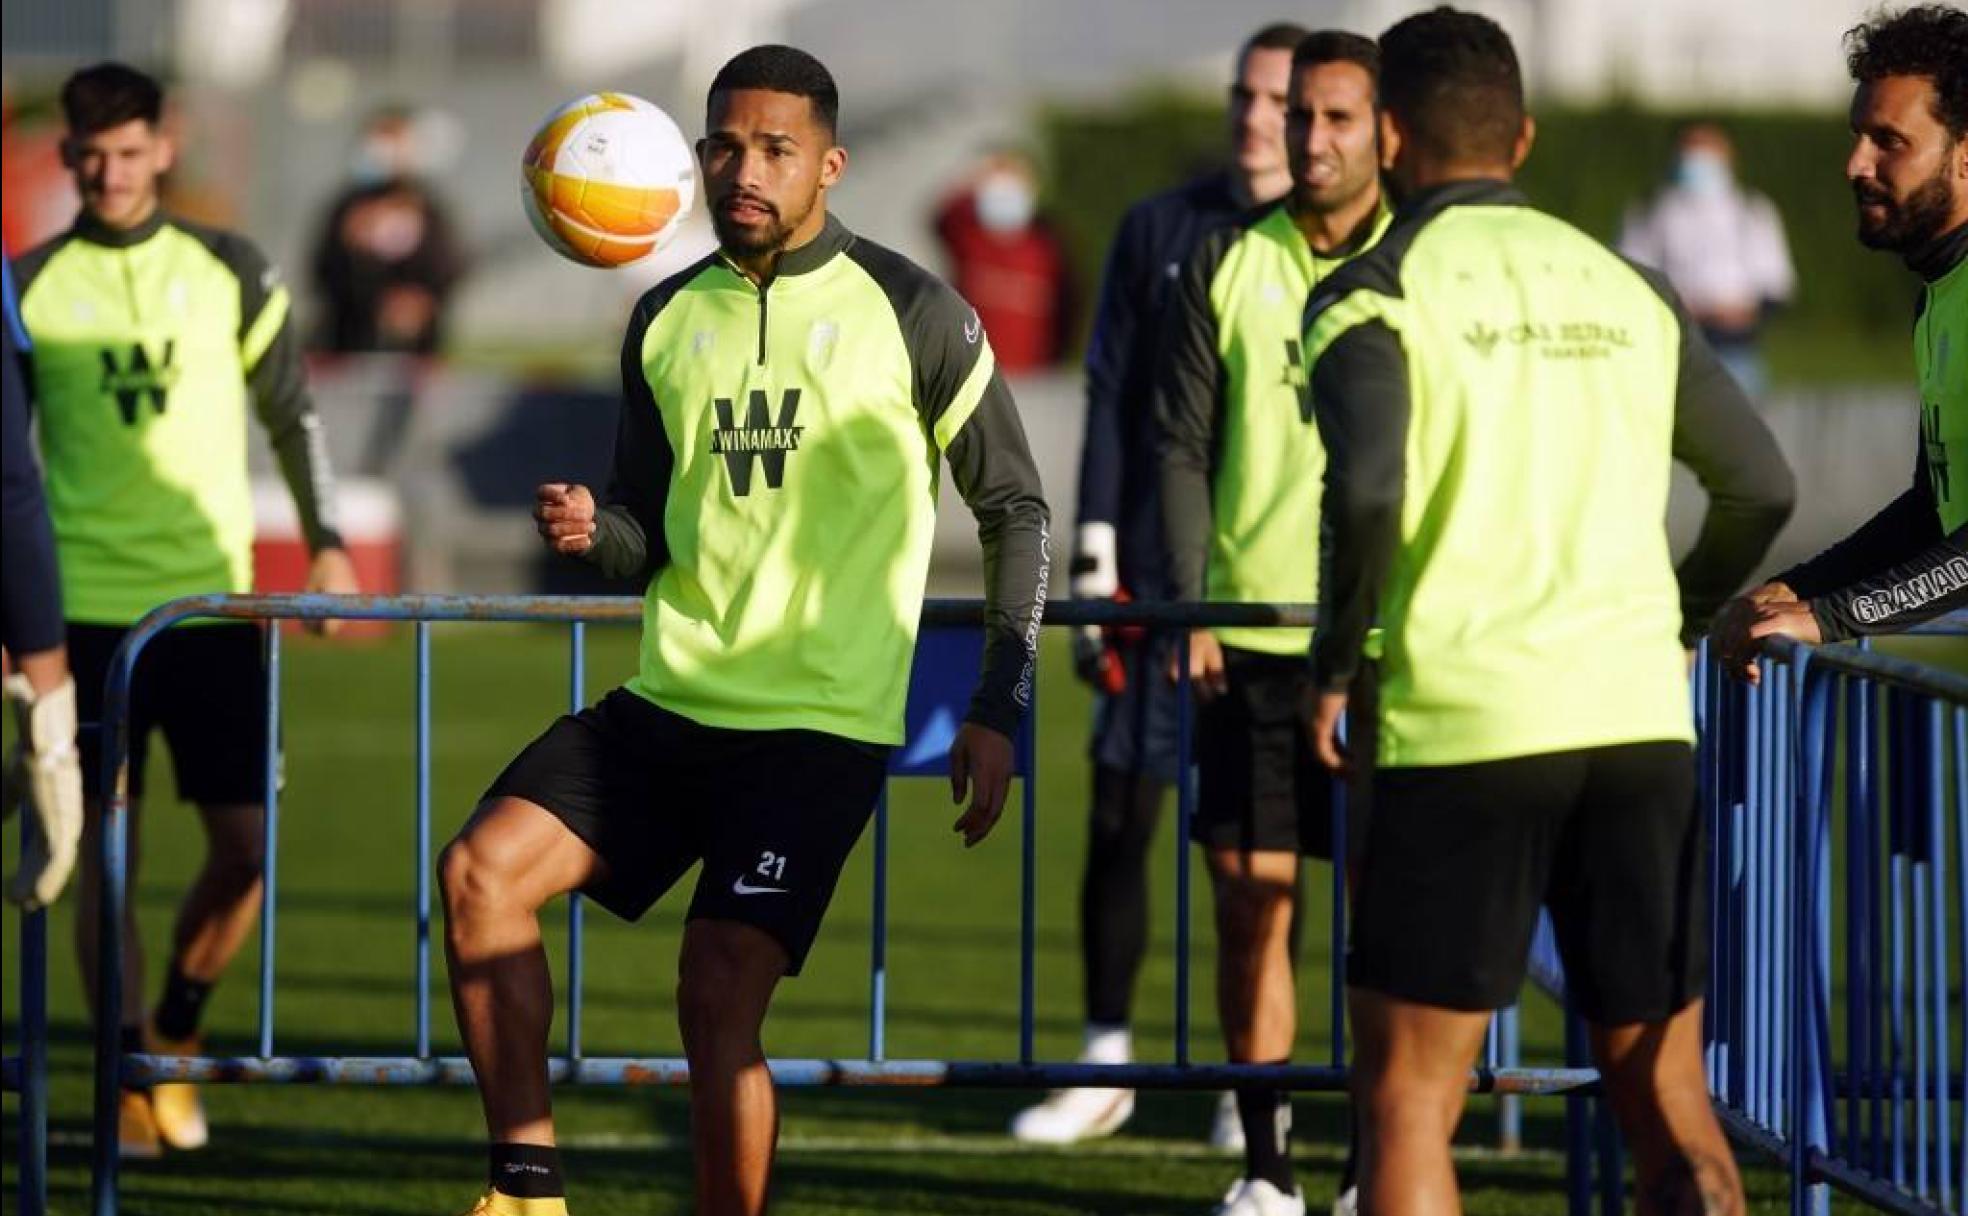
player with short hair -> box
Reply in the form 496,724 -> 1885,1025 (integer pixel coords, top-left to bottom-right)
439,44 -> 1049,1216
1302,9 -> 1794,1212
15,61 -> 357,1158
1712,2 -> 1968,661
1158,29 -> 1389,1216
1018,18 -> 1306,1153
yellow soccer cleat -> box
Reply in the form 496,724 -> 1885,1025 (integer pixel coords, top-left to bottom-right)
118,1089 -> 163,1160
142,1024 -> 209,1150
458,1190 -> 570,1216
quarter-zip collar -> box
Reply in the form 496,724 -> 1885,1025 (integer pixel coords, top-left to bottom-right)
72,206 -> 168,249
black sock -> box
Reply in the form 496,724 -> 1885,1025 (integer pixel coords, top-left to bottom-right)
153,965 -> 214,1040
1339,1119 -> 1358,1192
119,1025 -> 149,1091
490,1142 -> 565,1200
1237,1086 -> 1295,1194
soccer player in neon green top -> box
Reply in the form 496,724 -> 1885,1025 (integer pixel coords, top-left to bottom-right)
16,62 -> 358,1159
439,46 -> 1049,1216
1713,4 -> 1968,665
1303,11 -> 1794,1213
1158,31 -> 1388,1216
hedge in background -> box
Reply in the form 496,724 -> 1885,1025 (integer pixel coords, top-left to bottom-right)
1041,95 -> 1919,386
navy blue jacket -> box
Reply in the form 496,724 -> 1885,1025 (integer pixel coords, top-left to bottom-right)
2,253 -> 63,656
1074,173 -> 1244,600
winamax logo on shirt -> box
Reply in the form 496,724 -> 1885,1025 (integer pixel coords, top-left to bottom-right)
710,388 -> 804,496
98,340 -> 179,424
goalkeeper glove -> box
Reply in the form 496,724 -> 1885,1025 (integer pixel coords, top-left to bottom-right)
3,673 -> 84,912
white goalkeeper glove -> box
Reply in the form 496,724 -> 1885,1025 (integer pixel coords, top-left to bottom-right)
3,673 -> 84,912
1068,523 -> 1120,685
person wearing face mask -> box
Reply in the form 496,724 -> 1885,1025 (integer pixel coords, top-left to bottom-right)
1617,121 -> 1796,399
932,148 -> 1076,372
308,106 -> 468,355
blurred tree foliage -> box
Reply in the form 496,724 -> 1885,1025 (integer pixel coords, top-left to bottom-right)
1040,94 -> 1920,386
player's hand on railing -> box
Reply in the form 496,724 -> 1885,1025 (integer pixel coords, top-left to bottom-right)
949,721 -> 1013,848
535,483 -> 597,557
1710,580 -> 1802,685
1304,688 -> 1353,776
1169,628 -> 1229,702
304,547 -> 361,638
1744,599 -> 1822,653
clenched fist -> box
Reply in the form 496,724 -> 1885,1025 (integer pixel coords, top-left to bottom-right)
535,483 -> 597,556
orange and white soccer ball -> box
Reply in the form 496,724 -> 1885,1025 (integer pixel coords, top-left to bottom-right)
522,92 -> 696,268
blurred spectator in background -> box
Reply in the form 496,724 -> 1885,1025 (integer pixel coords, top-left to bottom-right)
933,148 -> 1076,372
309,106 -> 468,355
1618,121 -> 1796,398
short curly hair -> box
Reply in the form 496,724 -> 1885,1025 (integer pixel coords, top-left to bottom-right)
1845,4 -> 1968,139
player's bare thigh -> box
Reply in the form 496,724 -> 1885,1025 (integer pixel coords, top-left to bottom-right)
443,796 -> 609,911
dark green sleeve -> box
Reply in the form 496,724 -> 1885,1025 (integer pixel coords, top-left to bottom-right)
1633,264 -> 1796,641
849,239 -> 1051,737
943,376 -> 1051,736
223,232 -> 345,554
1808,525 -> 1968,641
583,291 -> 673,583
1306,317 -> 1410,689
1154,229 -> 1230,603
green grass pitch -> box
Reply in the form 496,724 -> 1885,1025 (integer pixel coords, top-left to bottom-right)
4,626 -> 1816,1213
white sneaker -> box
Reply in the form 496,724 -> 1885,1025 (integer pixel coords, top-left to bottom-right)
1009,1084 -> 1135,1143
1209,1090 -> 1246,1152
1211,1177 -> 1306,1216
1330,1184 -> 1358,1216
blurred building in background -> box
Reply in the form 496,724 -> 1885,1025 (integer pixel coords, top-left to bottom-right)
0,0 -> 1881,351
0,0 -> 1919,594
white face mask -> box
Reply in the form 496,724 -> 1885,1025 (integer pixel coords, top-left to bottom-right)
975,172 -> 1037,234
1674,148 -> 1732,197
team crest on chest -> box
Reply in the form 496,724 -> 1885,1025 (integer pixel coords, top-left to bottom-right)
806,319 -> 839,373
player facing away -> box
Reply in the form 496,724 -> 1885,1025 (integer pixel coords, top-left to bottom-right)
1302,10 -> 1794,1214
14,62 -> 358,1158
1156,31 -> 1388,1216
1018,19 -> 1304,1153
439,46 -> 1050,1216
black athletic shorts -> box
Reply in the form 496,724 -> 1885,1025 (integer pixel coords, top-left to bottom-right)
1190,645 -> 1373,860
1090,633 -> 1183,785
69,621 -> 272,805
1348,740 -> 1707,1024
484,688 -> 888,974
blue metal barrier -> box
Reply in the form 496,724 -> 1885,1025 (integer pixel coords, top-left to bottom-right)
14,594 -> 1959,1213
1700,636 -> 1968,1216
